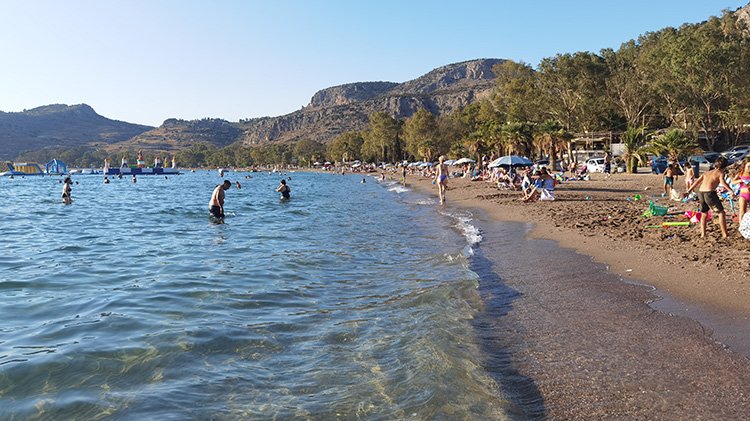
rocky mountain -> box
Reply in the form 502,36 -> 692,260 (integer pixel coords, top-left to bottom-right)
237,58 -> 504,146
1,59 -> 504,158
0,104 -> 152,160
114,58 -> 504,152
309,82 -> 399,108
111,117 -> 243,152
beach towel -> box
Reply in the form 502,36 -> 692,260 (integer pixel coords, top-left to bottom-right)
740,213 -> 750,240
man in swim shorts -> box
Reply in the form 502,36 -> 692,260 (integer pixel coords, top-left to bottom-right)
209,180 -> 232,220
687,156 -> 733,238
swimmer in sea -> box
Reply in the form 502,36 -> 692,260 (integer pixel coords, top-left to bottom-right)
235,181 -> 241,189
104,176 -> 110,184
209,180 -> 232,221
61,177 -> 72,205
132,174 -> 137,184
435,155 -> 448,204
276,179 -> 291,199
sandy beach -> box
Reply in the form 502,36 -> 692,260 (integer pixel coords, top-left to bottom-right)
407,170 -> 750,316
399,169 -> 750,418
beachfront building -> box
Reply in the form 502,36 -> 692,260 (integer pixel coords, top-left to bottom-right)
569,131 -> 622,163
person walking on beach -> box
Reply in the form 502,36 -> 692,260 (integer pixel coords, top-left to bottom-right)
276,179 -> 291,199
61,177 -> 72,205
209,180 -> 232,221
604,152 -> 612,178
402,165 -> 407,186
687,156 -> 733,238
435,156 -> 448,204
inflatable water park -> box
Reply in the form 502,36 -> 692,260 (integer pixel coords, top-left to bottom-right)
1,160 -> 68,176
1,158 -> 180,177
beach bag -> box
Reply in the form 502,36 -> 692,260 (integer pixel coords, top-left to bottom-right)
540,189 -> 555,201
740,213 -> 750,240
670,189 -> 682,201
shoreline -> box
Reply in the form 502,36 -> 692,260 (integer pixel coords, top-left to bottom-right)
397,170 -> 750,356
383,170 -> 750,416
404,171 -> 750,312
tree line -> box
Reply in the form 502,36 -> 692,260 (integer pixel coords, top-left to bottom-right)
14,9 -> 750,171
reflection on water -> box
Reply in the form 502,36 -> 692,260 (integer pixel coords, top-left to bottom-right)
0,172 -> 524,419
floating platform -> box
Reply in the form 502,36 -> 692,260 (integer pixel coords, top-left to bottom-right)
105,167 -> 180,176
0,162 -> 46,176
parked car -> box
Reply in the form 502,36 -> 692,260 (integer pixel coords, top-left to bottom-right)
651,156 -> 668,174
726,150 -> 749,164
585,157 -> 606,173
688,155 -> 711,175
721,145 -> 750,158
534,159 -> 563,171
651,155 -> 686,175
703,152 -> 721,163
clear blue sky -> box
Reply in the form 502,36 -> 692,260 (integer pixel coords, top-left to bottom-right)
0,0 -> 746,126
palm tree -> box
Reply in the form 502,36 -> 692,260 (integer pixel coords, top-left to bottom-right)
533,120 -> 569,171
621,125 -> 649,173
501,122 -> 533,156
647,129 -> 700,161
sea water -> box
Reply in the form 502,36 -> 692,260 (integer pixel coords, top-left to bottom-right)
0,171 -> 520,419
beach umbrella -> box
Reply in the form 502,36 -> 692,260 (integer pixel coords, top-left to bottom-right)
454,158 -> 476,165
419,162 -> 434,167
408,162 -> 422,167
444,159 -> 457,166
489,155 -> 533,168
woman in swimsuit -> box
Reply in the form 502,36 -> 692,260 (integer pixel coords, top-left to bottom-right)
435,156 -> 448,204
276,179 -> 291,199
61,177 -> 72,205
731,158 -> 750,224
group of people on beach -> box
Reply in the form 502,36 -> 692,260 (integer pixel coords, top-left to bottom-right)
416,152 -> 750,239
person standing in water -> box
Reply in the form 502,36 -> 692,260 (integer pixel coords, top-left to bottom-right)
434,156 -> 448,204
209,180 -> 232,221
61,177 -> 72,205
401,165 -> 407,186
276,179 -> 291,199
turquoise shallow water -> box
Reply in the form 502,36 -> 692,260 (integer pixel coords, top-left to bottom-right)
0,171 -> 514,419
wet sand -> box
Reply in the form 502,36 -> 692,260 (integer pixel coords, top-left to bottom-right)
401,171 -> 750,418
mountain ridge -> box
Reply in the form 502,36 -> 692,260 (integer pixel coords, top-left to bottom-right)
0,104 -> 153,160
0,58 -> 504,159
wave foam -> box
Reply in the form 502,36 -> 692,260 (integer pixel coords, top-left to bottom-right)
454,215 -> 483,247
388,185 -> 409,193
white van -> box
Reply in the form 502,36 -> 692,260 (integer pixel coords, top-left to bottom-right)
585,157 -> 606,173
